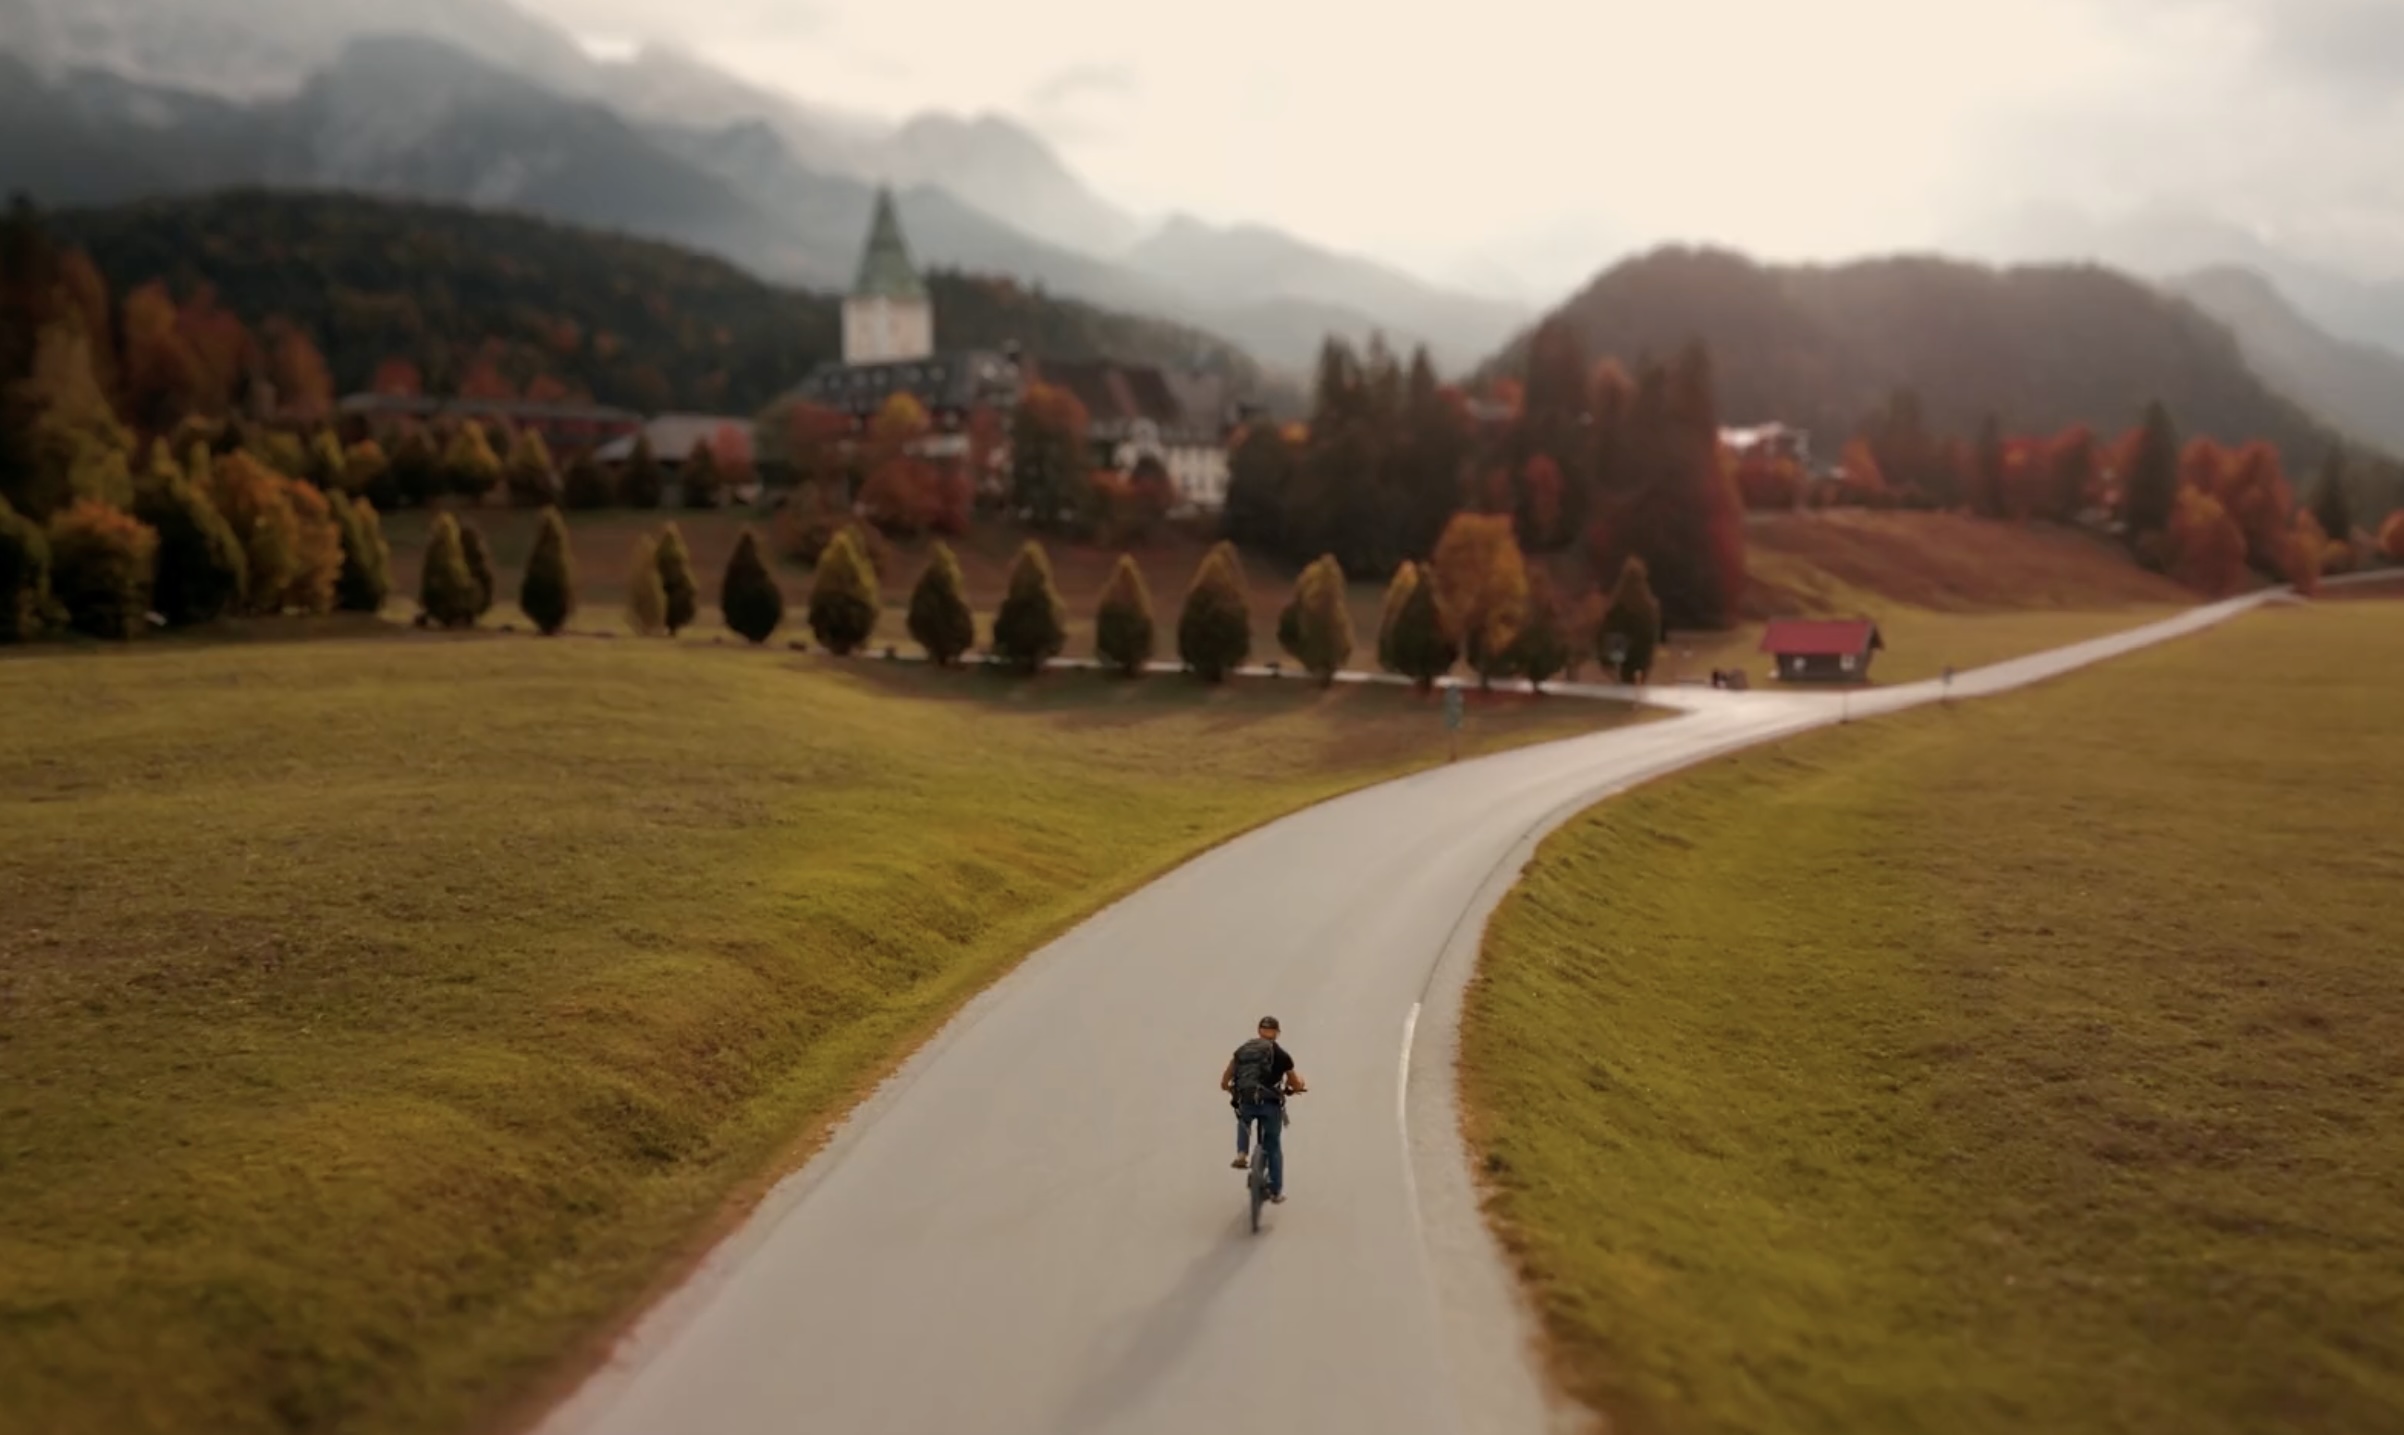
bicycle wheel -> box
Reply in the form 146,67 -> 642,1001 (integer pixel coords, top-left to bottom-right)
1247,1120 -> 1268,1232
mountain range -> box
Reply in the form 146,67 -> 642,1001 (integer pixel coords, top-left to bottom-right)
6,0 -> 2403,486
0,0 -> 1529,373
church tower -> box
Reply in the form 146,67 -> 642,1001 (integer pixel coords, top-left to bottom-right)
842,188 -> 934,367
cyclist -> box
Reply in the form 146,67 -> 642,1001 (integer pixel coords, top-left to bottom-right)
1220,1015 -> 1306,1203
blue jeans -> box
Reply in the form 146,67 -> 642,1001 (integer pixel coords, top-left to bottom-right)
1236,1104 -> 1284,1196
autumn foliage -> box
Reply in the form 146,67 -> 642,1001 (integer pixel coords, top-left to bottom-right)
907,542 -> 976,666
1094,554 -> 1156,677
2383,510 -> 2404,564
1431,511 -> 1529,686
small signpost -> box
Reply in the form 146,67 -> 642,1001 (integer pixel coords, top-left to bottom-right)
1942,664 -> 1955,704
1443,684 -> 1464,762
1604,634 -> 1627,685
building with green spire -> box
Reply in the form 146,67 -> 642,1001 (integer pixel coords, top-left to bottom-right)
843,187 -> 934,367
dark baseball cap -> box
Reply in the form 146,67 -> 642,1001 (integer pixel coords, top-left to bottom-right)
1258,1015 -> 1280,1032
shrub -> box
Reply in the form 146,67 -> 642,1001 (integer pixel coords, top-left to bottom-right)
1094,553 -> 1156,677
1177,540 -> 1252,682
1600,556 -> 1662,682
384,428 -> 441,508
278,480 -> 344,615
47,500 -> 157,640
626,533 -> 668,636
1433,512 -> 1529,688
720,529 -> 785,644
459,522 -> 497,619
442,421 -> 503,499
203,452 -> 301,614
504,430 -> 560,508
681,441 -> 723,510
419,513 -> 482,628
1288,553 -> 1354,686
655,522 -> 699,634
334,494 -> 392,614
136,474 -> 247,626
345,440 -> 389,505
907,542 -> 977,666
1376,562 -> 1418,674
2381,509 -> 2404,564
307,430 -> 349,493
991,540 -> 1068,675
1386,563 -> 1458,690
807,527 -> 880,655
520,507 -> 576,634
1509,567 -> 1572,691
621,436 -> 664,510
562,454 -> 613,510
0,497 -> 55,642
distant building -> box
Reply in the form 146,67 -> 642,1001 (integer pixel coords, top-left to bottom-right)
776,197 -> 1240,512
592,413 -> 755,470
1721,422 -> 1812,468
335,393 -> 642,453
844,189 -> 935,368
1759,618 -> 1884,683
1022,356 -> 1234,513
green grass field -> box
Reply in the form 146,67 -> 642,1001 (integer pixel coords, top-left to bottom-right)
0,634 -> 1636,1435
1461,602 -> 2404,1435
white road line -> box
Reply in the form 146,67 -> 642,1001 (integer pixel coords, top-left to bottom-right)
1398,1001 -> 1420,1133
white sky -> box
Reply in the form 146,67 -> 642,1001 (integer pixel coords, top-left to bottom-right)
519,0 -> 2404,287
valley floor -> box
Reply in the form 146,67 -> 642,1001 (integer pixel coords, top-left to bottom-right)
0,634 -> 1632,1435
1460,601 -> 2404,1435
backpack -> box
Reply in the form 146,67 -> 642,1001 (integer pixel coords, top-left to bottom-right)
1230,1037 -> 1280,1107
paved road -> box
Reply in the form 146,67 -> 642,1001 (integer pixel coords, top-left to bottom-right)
536,593 -> 2270,1435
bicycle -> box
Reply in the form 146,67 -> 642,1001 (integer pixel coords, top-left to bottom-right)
1240,1090 -> 1299,1233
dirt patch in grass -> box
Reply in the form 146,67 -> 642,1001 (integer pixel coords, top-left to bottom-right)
0,638 -> 1635,1435
1461,602 -> 2404,1435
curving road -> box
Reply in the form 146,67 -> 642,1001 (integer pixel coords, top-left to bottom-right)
534,593 -> 2271,1435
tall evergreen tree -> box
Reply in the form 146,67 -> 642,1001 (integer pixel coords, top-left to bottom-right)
1289,553 -> 1355,686
1508,567 -> 1571,691
459,521 -> 497,619
419,513 -> 481,628
720,529 -> 785,644
1970,413 -> 2007,518
1094,553 -> 1156,677
906,541 -> 976,666
1385,565 -> 1457,690
136,473 -> 247,626
991,540 -> 1068,674
654,521 -> 699,634
681,439 -> 722,510
1376,561 -> 1420,674
1600,556 -> 1662,682
626,533 -> 668,636
2121,400 -> 2182,549
2312,447 -> 2354,545
334,494 -> 391,614
520,507 -> 576,634
622,435 -> 665,509
807,527 -> 880,654
1177,542 -> 1252,682
0,495 -> 53,642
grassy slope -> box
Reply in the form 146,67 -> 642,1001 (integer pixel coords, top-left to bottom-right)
378,507 -> 2194,684
1646,510 -> 2194,685
1461,602 -> 2404,1435
0,636 -> 1634,1435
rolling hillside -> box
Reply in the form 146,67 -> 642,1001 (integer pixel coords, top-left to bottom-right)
45,190 -> 1270,414
1490,246 -> 2351,465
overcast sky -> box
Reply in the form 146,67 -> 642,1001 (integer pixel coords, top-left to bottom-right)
521,0 -> 2404,290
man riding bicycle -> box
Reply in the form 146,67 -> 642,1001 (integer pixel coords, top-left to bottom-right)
1220,1016 -> 1306,1204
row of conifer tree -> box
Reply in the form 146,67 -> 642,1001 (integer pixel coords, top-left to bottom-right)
467,510 -> 1667,691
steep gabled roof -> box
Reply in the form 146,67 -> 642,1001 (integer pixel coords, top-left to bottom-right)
1759,618 -> 1884,658
852,188 -> 927,303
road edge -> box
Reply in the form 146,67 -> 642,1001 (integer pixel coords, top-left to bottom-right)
1401,589 -> 2279,1434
